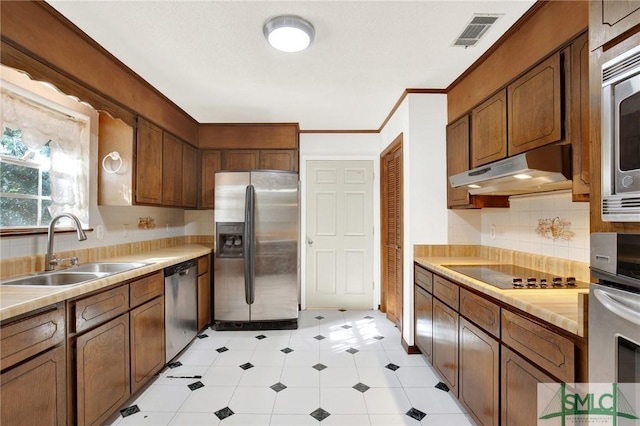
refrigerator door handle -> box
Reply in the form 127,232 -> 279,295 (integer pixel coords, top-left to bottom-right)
244,184 -> 256,305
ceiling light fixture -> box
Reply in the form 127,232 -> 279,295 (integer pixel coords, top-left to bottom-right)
263,15 -> 315,53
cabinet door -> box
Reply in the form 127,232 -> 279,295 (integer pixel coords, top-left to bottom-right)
459,318 -> 499,426
414,285 -> 433,364
224,150 -> 259,170
130,296 -> 165,394
260,149 -> 298,171
200,150 -> 222,209
471,90 -> 507,168
570,32 -> 590,201
182,143 -> 198,208
162,132 -> 183,207
501,346 -> 555,426
197,272 -> 211,331
76,313 -> 130,426
590,1 -> 640,50
508,53 -> 562,156
432,298 -> 459,396
446,115 -> 471,207
1,345 -> 66,426
135,118 -> 163,205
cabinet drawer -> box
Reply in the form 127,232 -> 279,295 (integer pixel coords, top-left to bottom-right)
1,303 -> 65,371
198,255 -> 209,276
501,310 -> 574,383
415,265 -> 433,293
73,285 -> 129,334
130,272 -> 163,308
434,275 -> 459,310
460,288 -> 500,338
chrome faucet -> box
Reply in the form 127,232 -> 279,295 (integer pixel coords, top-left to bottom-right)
45,213 -> 88,271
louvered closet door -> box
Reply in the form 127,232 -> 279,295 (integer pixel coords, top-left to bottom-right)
381,135 -> 403,329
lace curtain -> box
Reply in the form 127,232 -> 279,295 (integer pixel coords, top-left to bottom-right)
0,87 -> 90,225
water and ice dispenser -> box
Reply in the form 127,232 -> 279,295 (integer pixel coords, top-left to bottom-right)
216,222 -> 244,258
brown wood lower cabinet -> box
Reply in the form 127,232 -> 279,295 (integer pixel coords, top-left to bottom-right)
197,255 -> 211,331
459,317 -> 499,426
130,296 -> 165,395
1,344 -> 67,426
75,313 -> 130,426
432,298 -> 459,396
414,284 -> 434,363
501,346 -> 555,426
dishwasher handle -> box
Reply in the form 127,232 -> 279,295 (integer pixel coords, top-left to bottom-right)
164,259 -> 198,277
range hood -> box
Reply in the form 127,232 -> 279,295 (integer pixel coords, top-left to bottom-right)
449,144 -> 572,196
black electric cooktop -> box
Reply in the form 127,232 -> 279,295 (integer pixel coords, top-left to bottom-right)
443,264 -> 589,290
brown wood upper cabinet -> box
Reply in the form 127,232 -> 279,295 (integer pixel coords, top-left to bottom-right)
446,115 -> 471,207
590,0 -> 640,50
135,118 -> 164,205
224,150 -> 259,170
471,89 -> 507,168
507,52 -> 562,156
568,32 -> 590,201
200,150 -> 222,209
182,143 -> 198,208
162,132 -> 183,206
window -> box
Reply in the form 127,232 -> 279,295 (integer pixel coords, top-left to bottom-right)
0,76 -> 90,230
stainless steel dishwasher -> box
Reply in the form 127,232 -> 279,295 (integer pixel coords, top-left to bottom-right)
164,259 -> 198,362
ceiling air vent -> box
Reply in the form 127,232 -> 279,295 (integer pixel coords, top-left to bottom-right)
453,14 -> 502,47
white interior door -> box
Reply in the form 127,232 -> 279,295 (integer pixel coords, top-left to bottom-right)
305,160 -> 374,309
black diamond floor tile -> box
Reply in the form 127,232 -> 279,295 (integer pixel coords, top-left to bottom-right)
315,315 -> 325,320
167,361 -> 182,369
188,381 -> 204,391
341,324 -> 352,329
216,347 -> 229,353
338,308 -> 347,312
385,363 -> 400,371
373,335 -> 384,340
120,405 -> 140,418
310,408 -> 331,421
239,362 -> 254,370
435,381 -> 450,392
364,315 -> 374,319
406,407 -> 427,421
352,382 -> 370,393
255,334 -> 267,340
314,335 -> 326,340
281,347 -> 294,354
270,382 -> 287,392
214,407 -> 234,420
312,363 -> 327,371
196,334 -> 209,339
346,348 -> 359,354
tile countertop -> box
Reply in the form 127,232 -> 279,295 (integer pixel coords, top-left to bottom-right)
0,244 -> 213,322
414,256 -> 589,338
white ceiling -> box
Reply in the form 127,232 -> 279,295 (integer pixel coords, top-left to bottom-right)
46,0 -> 536,131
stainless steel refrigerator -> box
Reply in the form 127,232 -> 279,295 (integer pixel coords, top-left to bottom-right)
213,170 -> 299,330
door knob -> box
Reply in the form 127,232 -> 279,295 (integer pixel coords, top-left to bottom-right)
307,238 -> 314,246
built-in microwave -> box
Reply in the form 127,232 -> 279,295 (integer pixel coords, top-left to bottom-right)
601,44 -> 640,221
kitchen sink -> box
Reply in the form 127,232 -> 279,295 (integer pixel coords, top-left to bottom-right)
1,262 -> 151,287
70,262 -> 150,274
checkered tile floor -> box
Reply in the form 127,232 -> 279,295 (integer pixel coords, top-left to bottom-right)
109,309 -> 472,425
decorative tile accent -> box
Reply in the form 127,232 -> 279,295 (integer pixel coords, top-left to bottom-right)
120,405 -> 140,418
196,334 -> 208,339
270,382 -> 287,392
338,309 -> 347,312
435,381 -> 450,392
346,348 -> 359,354
216,347 -> 229,353
341,324 -> 352,329
281,347 -> 294,354
385,363 -> 400,371
214,407 -> 234,420
313,363 -> 328,371
310,408 -> 331,421
373,335 -> 384,340
255,334 -> 267,340
353,382 -> 370,393
167,361 -> 182,369
314,335 -> 326,341
239,362 -> 254,370
188,381 -> 204,391
315,316 -> 325,320
535,217 -> 575,241
406,408 -> 426,421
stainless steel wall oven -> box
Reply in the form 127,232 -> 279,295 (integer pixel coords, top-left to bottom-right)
589,233 -> 640,384
601,44 -> 640,221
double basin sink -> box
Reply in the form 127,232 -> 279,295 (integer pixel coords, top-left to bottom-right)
1,262 -> 150,287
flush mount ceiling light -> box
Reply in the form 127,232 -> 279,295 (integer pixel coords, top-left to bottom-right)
263,15 -> 315,53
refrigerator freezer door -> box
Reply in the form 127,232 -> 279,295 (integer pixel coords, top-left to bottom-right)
250,171 -> 299,322
214,172 -> 250,322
